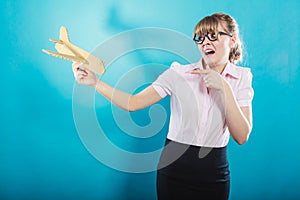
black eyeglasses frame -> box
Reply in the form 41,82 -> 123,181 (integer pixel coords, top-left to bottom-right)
193,31 -> 232,44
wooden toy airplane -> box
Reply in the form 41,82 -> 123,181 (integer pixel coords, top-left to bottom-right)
42,26 -> 105,75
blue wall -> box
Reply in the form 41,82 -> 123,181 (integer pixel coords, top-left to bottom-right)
1,0 -> 299,199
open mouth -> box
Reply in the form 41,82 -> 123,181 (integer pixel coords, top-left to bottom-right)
204,49 -> 215,55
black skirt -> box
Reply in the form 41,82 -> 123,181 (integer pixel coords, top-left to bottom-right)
157,139 -> 230,200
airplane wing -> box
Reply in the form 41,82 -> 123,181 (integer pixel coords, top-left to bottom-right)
42,49 -> 87,64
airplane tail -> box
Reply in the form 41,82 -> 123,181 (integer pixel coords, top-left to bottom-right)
52,26 -> 75,57
59,26 -> 70,43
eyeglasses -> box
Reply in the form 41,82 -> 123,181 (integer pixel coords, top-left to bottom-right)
193,31 -> 232,44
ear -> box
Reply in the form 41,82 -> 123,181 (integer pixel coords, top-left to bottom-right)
230,35 -> 237,48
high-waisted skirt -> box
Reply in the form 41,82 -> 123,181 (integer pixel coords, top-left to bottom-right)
157,139 -> 230,200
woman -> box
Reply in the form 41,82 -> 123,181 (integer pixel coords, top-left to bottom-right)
73,12 -> 254,200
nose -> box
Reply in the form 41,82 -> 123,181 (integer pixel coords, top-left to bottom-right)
202,35 -> 211,44
201,36 -> 211,46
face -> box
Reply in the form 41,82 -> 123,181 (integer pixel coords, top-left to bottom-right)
196,25 -> 236,69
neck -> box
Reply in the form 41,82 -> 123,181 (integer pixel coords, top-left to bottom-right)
202,59 -> 228,74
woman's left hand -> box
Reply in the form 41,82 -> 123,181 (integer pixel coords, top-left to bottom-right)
190,68 -> 225,91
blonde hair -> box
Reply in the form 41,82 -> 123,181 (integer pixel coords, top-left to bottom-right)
193,12 -> 243,64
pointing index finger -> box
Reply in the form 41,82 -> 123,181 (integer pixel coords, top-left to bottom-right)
189,68 -> 210,74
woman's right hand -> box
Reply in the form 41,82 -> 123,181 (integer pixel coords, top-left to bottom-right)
72,62 -> 98,87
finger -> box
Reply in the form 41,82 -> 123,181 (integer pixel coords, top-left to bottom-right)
203,76 -> 213,86
72,62 -> 89,74
75,64 -> 94,76
77,74 -> 86,81
203,77 -> 212,85
72,62 -> 82,69
72,62 -> 83,73
77,71 -> 88,77
77,68 -> 88,75
190,69 -> 210,74
82,67 -> 94,75
203,75 -> 213,84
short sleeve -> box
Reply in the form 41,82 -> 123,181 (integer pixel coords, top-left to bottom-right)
152,62 -> 180,98
236,68 -> 254,107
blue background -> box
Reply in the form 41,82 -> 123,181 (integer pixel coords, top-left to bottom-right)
1,0 -> 299,199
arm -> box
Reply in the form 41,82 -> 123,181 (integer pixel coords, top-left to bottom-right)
190,68 -> 252,145
72,62 -> 162,112
222,81 -> 252,144
94,80 -> 162,111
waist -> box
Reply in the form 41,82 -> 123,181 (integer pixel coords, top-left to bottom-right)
166,128 -> 230,147
158,139 -> 229,183
164,138 -> 228,161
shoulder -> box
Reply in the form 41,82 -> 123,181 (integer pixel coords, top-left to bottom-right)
236,65 -> 252,75
226,63 -> 253,80
231,64 -> 254,90
237,65 -> 253,82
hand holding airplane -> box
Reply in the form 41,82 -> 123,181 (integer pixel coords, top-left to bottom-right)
42,26 -> 105,75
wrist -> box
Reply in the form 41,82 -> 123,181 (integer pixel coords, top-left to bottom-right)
220,78 -> 228,94
93,79 -> 100,89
